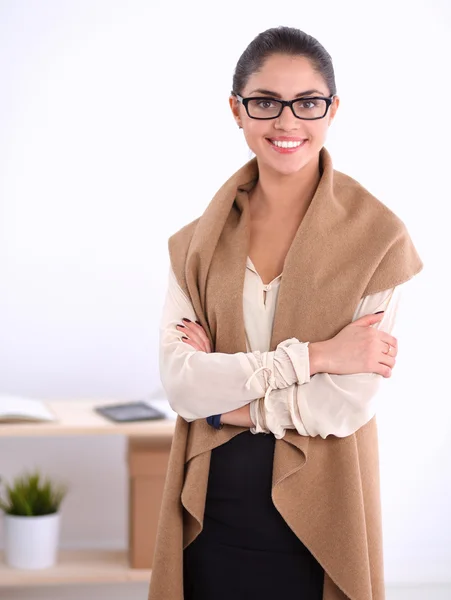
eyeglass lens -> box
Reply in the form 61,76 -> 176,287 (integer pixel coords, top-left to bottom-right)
247,98 -> 328,119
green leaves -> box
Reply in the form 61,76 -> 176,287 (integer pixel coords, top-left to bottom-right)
0,471 -> 68,516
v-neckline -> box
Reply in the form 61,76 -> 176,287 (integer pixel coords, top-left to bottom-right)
246,256 -> 283,287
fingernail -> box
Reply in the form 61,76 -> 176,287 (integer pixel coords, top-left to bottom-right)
375,311 -> 384,314
177,324 -> 186,328
182,336 -> 189,340
195,320 -> 201,325
182,318 -> 191,323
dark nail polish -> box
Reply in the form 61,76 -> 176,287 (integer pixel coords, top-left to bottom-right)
182,318 -> 191,323
177,324 -> 186,328
195,320 -> 201,325
375,311 -> 384,315
182,336 -> 189,340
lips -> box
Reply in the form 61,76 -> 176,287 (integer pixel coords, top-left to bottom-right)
266,138 -> 307,153
270,139 -> 305,148
268,137 -> 307,142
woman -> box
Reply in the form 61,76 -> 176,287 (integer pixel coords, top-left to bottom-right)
149,26 -> 423,600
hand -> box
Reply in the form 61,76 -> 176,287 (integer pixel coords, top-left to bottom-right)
176,319 -> 212,353
318,312 -> 398,378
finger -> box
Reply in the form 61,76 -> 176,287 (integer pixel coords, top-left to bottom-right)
189,322 -> 211,351
178,325 -> 211,353
379,332 -> 398,349
181,336 -> 204,351
179,330 -> 206,352
176,323 -> 208,352
353,312 -> 385,327
379,337 -> 398,357
379,353 -> 396,368
187,327 -> 209,352
180,320 -> 211,352
195,327 -> 212,353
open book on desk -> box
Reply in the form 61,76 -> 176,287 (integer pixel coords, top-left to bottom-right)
0,395 -> 57,424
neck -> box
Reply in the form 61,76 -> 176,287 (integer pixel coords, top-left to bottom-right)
250,153 -> 321,220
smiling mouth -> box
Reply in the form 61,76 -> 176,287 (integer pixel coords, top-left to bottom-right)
267,138 -> 307,150
266,138 -> 308,154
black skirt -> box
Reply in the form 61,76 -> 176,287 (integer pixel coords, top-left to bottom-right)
183,431 -> 324,600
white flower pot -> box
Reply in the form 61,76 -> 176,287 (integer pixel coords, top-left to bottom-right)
3,512 -> 60,569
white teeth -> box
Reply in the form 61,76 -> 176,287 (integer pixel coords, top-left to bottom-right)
271,140 -> 304,148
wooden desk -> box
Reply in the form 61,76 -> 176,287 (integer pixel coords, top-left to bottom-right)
0,399 -> 176,588
0,399 -> 176,438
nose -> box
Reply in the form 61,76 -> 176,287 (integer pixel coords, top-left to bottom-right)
274,105 -> 300,131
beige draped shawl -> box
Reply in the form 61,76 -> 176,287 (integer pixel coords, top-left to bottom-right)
148,147 -> 423,600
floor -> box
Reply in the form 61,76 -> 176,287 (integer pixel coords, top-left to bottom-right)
3,582 -> 451,600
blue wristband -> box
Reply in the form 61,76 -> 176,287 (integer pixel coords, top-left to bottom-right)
206,414 -> 223,429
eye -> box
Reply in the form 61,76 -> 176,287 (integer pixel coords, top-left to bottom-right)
298,100 -> 317,109
256,99 -> 277,109
246,98 -> 282,118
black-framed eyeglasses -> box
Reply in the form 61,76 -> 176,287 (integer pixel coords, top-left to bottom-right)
231,91 -> 335,121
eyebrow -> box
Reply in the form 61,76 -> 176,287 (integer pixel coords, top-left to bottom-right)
248,88 -> 327,98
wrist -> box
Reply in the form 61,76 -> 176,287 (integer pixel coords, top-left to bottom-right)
308,341 -> 328,375
220,404 -> 253,428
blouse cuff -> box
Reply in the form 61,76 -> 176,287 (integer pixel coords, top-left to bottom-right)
249,397 -> 268,435
271,338 -> 311,387
249,339 -> 311,436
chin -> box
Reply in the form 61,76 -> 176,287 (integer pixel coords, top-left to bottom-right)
262,153 -> 315,177
251,140 -> 319,176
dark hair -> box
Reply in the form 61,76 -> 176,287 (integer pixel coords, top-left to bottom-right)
232,26 -> 336,97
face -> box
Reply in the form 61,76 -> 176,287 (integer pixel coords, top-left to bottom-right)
229,54 -> 339,176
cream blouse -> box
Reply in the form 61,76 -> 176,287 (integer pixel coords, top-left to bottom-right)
159,256 -> 403,439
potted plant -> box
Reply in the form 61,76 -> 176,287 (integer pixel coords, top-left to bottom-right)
0,470 -> 68,569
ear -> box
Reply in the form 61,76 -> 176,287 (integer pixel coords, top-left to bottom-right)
229,95 -> 242,128
327,95 -> 340,125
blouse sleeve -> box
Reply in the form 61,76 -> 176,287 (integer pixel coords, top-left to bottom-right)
250,284 -> 403,439
159,265 -> 311,421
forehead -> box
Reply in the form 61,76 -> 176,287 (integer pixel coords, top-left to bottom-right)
243,54 -> 328,95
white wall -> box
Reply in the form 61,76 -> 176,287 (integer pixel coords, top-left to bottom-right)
0,1 -> 450,598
